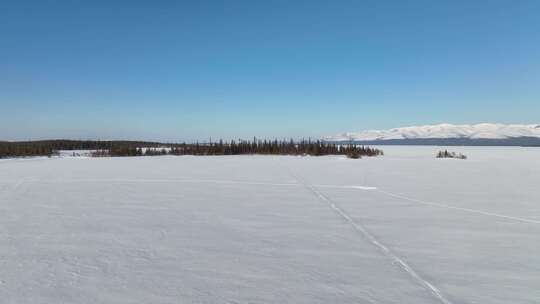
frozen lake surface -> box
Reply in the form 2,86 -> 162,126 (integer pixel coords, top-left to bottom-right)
1,147 -> 539,303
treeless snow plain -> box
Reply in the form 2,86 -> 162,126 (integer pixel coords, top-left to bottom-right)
1,146 -> 539,303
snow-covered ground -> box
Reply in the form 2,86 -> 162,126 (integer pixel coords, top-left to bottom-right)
56,150 -> 98,157
0,147 -> 539,303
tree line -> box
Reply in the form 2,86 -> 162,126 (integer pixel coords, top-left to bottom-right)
0,141 -> 53,158
167,139 -> 382,158
1,139 -> 383,159
0,140 -> 163,158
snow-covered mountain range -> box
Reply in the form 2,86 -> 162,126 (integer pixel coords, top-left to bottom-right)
326,123 -> 540,142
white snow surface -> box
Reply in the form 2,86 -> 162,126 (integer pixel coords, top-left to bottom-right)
139,147 -> 172,153
1,148 -> 539,303
56,150 -> 98,157
327,123 -> 540,141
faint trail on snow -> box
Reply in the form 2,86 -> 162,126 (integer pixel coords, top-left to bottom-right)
11,180 -> 25,192
378,190 -> 540,225
316,184 -> 377,190
0,179 -> 25,202
291,173 -> 453,304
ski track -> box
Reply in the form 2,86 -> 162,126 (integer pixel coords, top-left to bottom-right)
378,190 -> 540,225
291,173 -> 453,304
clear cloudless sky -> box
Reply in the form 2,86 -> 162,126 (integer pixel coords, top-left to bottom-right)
1,0 -> 539,141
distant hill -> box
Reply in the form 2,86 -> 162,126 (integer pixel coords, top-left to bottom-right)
325,123 -> 540,146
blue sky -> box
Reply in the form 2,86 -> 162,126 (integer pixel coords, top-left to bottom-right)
1,0 -> 539,141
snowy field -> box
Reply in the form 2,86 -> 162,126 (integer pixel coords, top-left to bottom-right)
1,146 -> 539,304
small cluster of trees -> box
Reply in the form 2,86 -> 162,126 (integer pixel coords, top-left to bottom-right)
0,139 -> 383,159
436,150 -> 467,159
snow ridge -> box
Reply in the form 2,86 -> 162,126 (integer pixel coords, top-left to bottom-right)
327,123 -> 540,141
